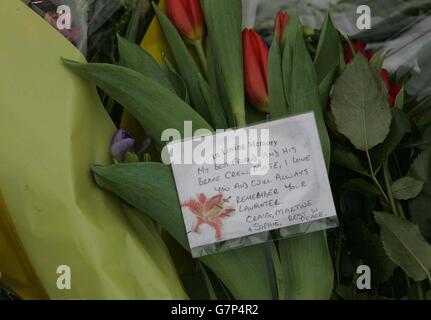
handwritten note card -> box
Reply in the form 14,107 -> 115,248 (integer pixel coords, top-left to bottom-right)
169,112 -> 337,253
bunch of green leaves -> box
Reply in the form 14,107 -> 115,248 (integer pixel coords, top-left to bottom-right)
328,39 -> 431,299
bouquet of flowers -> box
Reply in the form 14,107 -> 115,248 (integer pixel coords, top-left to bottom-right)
60,0 -> 431,300
2,0 -> 430,300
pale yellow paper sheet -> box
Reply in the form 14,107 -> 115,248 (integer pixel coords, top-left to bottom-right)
0,0 -> 186,299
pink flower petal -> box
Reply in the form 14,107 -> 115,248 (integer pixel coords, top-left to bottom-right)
217,208 -> 235,219
198,193 -> 207,204
181,199 -> 203,216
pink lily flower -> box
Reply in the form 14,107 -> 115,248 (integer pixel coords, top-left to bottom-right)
182,194 -> 235,240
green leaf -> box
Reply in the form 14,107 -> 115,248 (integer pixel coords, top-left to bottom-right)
162,55 -> 189,103
318,66 -> 337,110
335,284 -> 354,300
63,60 -> 213,149
409,194 -> 431,239
418,109 -> 431,128
268,38 -> 288,119
331,54 -> 392,151
383,108 -> 411,158
391,177 -> 424,200
343,178 -> 381,197
281,12 -> 300,108
369,49 -> 386,71
117,35 -> 175,92
201,0 -> 245,127
92,163 -> 273,300
413,126 -> 431,151
198,262 -> 218,300
197,74 -> 228,129
245,103 -> 267,125
125,152 -> 139,163
370,108 -> 411,168
206,41 -> 235,127
332,147 -> 369,176
284,16 -> 318,113
374,211 -> 431,282
199,263 -> 233,300
409,147 -> 431,197
180,272 -> 210,300
314,12 -> 341,84
269,242 -> 285,300
152,3 -> 213,125
345,219 -> 396,283
124,0 -> 145,43
395,87 -> 405,110
278,12 -> 334,300
282,12 -> 330,166
280,232 -> 334,300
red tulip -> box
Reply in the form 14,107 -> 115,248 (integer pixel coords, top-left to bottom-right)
274,11 -> 290,46
243,29 -> 269,113
166,0 -> 205,44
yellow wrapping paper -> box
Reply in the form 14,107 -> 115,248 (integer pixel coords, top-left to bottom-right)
0,0 -> 187,299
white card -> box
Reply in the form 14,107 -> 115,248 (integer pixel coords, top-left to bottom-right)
168,112 -> 337,251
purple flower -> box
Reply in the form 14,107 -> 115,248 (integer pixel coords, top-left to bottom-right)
138,137 -> 152,158
110,129 -> 135,161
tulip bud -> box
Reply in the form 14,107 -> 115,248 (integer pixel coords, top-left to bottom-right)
274,11 -> 289,46
243,29 -> 269,113
166,0 -> 205,44
110,129 -> 135,161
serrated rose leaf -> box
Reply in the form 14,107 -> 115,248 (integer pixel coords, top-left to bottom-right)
374,211 -> 431,282
391,177 -> 424,200
331,54 -> 392,151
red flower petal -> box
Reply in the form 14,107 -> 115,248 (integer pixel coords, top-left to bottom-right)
380,68 -> 390,88
343,42 -> 373,64
274,11 -> 290,46
243,29 -> 269,113
166,0 -> 205,42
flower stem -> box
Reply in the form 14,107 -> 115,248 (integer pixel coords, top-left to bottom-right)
193,40 -> 208,76
383,159 -> 400,217
365,148 -> 389,204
